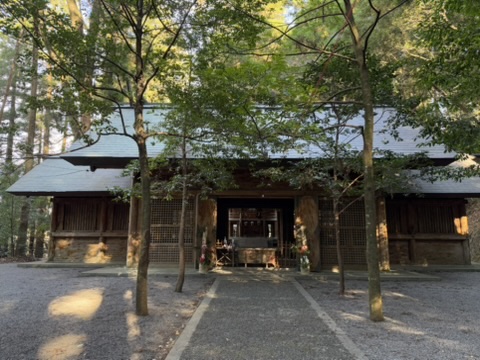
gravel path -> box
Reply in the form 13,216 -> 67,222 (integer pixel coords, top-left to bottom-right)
2,264 -> 480,360
298,273 -> 480,360
0,264 -> 213,360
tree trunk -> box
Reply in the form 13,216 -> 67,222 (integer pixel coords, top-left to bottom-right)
0,35 -> 21,124
43,73 -> 53,156
9,198 -> 16,257
28,221 -> 36,257
344,0 -> 384,321
133,1 -> 151,314
16,15 -> 39,257
333,198 -> 345,295
35,226 -> 45,259
16,200 -> 31,257
135,110 -> 151,316
175,135 -> 188,293
5,36 -> 20,258
333,108 -> 345,295
6,72 -> 17,166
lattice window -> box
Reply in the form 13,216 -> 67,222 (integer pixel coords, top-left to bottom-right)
149,244 -> 194,263
150,199 -> 195,263
319,198 -> 366,267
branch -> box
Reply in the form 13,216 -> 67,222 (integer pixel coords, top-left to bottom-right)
99,1 -> 137,57
338,193 -> 364,216
363,0 -> 381,58
288,0 -> 336,25
162,0 -> 198,60
226,0 -> 356,62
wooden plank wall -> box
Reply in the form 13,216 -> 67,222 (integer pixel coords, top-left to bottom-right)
386,198 -> 470,265
50,197 -> 129,263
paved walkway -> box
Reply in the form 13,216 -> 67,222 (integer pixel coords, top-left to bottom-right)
165,273 -> 367,360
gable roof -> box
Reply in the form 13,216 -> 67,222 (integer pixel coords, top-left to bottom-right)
7,158 -> 131,196
61,106 -> 169,168
59,106 -> 458,168
402,156 -> 480,197
9,105 -> 478,197
407,175 -> 480,197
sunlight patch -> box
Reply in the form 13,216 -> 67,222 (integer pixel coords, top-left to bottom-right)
48,288 -> 104,320
0,301 -> 16,315
126,312 -> 141,340
37,333 -> 86,360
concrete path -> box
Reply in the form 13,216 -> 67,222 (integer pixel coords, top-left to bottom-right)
166,273 -> 367,360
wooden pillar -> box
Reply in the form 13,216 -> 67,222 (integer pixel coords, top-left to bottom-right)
197,198 -> 217,268
295,196 -> 320,271
126,196 -> 141,268
376,197 -> 390,271
455,200 -> 471,265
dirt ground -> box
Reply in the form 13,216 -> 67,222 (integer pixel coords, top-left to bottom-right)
0,263 -> 213,360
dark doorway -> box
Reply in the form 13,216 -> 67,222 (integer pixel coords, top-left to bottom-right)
217,198 -> 295,267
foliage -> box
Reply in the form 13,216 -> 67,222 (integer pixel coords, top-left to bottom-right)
381,1 -> 480,155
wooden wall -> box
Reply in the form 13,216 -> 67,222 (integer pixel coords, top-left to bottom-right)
386,198 -> 470,265
50,197 -> 129,263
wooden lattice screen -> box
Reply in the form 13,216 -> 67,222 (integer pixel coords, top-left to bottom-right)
61,200 -> 100,231
387,200 -> 457,235
56,198 -> 129,232
150,199 -> 195,264
319,198 -> 367,268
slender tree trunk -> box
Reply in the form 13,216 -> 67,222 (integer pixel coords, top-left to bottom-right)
67,0 -> 84,32
43,73 -> 53,156
0,35 -> 21,124
175,134 -> 188,292
333,198 -> 345,295
61,118 -> 69,153
344,0 -> 383,321
16,15 -> 39,257
136,136 -> 151,316
67,0 -> 94,133
4,38 -> 20,258
134,0 -> 151,316
28,221 -> 36,256
9,198 -> 16,257
35,227 -> 45,259
332,109 -> 345,295
6,60 -> 17,167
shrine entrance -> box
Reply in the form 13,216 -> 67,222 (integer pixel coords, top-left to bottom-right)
216,198 -> 296,268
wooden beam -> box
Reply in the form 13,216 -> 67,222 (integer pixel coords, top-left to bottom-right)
388,233 -> 467,241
